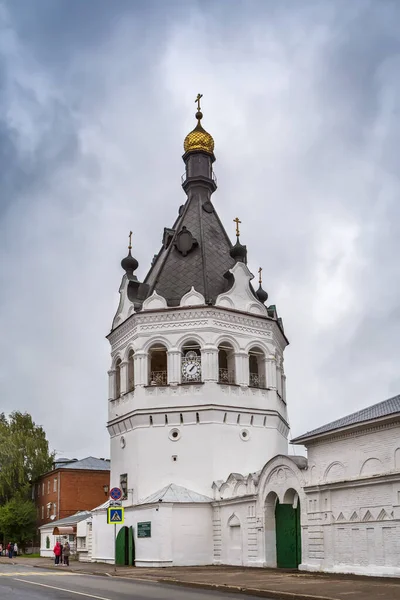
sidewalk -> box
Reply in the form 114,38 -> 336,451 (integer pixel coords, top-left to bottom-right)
10,557 -> 400,600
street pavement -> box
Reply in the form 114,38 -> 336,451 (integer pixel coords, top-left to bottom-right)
0,562 -> 274,600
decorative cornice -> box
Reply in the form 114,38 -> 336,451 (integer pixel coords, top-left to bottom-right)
108,305 -> 287,350
305,470 -> 400,492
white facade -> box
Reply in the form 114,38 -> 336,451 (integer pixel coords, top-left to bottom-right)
299,420 -> 400,577
90,110 -> 400,576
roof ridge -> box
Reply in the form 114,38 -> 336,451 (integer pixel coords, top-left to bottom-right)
292,393 -> 400,443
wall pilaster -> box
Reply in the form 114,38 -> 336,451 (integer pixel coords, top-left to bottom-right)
134,352 -> 148,386
264,356 -> 277,389
201,346 -> 218,382
120,361 -> 128,395
167,349 -> 181,385
108,369 -> 116,400
234,352 -> 249,386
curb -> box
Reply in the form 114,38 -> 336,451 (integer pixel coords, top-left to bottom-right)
151,578 -> 340,600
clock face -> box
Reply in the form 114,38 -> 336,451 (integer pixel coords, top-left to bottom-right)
182,360 -> 200,380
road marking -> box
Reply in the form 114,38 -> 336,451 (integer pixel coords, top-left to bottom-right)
0,571 -> 75,577
13,578 -> 112,599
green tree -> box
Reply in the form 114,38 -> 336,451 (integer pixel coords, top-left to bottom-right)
0,411 -> 54,503
0,499 -> 37,547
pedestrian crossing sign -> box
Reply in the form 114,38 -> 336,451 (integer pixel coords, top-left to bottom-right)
107,507 -> 124,524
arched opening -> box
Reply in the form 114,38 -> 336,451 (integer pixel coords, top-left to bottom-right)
249,346 -> 266,388
149,344 -> 168,386
275,488 -> 301,568
115,525 -> 135,566
218,342 -> 235,384
127,350 -> 135,392
227,514 -> 243,565
115,359 -> 121,398
181,340 -> 202,383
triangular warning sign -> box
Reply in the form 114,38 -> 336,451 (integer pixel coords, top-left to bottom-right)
110,510 -> 122,521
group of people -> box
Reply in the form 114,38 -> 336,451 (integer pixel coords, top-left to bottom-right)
0,542 -> 18,557
53,540 -> 70,566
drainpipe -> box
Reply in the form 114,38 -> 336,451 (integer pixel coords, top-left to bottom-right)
57,471 -> 61,520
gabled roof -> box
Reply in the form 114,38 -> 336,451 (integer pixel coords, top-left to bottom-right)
57,457 -> 110,471
292,394 -> 400,444
39,511 -> 91,530
140,483 -> 213,504
144,196 -> 236,306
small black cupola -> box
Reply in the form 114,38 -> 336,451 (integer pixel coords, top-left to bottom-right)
255,267 -> 268,304
121,231 -> 139,280
230,217 -> 247,264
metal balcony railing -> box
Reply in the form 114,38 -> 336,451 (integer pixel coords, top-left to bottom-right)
149,371 -> 168,386
249,372 -> 266,388
181,170 -> 217,185
218,368 -> 235,384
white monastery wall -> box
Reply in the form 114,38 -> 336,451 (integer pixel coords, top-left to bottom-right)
306,423 -> 400,484
300,423 -> 400,576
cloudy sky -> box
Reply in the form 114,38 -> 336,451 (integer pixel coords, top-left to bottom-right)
0,0 -> 399,460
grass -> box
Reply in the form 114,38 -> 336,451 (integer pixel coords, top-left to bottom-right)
19,553 -> 41,558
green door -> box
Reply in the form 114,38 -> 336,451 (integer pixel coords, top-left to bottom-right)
116,526 -> 135,566
275,501 -> 301,568
128,526 -> 135,567
115,526 -> 128,565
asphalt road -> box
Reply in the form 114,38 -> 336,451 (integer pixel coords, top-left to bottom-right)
0,563 -> 273,599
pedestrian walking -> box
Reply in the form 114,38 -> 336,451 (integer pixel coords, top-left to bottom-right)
53,541 -> 61,565
7,542 -> 13,559
13,542 -> 18,557
63,541 -> 70,566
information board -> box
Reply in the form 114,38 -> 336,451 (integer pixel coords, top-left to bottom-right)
137,521 -> 151,538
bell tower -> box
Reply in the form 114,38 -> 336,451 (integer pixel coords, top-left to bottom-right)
107,96 -> 289,505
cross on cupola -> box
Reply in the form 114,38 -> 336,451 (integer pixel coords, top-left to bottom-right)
230,217 -> 247,264
256,265 -> 268,304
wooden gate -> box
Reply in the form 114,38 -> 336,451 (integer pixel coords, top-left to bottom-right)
275,500 -> 301,568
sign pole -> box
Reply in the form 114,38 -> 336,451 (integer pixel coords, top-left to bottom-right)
114,523 -> 116,574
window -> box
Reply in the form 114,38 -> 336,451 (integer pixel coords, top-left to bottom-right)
68,534 -> 74,542
47,504 -> 50,518
128,349 -> 135,391
41,506 -> 44,519
248,346 -> 266,388
115,359 -> 122,398
218,343 -> 235,384
149,344 -> 168,385
53,503 -> 57,517
47,480 -> 50,494
38,483 -> 41,497
120,473 -> 128,500
42,483 -> 44,496
181,341 -> 202,383
54,478 -> 57,492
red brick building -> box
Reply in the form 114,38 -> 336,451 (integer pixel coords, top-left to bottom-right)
33,457 -> 110,528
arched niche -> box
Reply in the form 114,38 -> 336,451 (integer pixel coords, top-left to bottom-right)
148,344 -> 168,386
248,346 -> 266,388
218,342 -> 235,384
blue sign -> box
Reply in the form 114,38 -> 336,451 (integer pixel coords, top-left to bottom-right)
107,507 -> 124,524
110,487 -> 122,501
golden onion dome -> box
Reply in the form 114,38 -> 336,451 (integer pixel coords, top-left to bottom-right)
184,110 -> 214,155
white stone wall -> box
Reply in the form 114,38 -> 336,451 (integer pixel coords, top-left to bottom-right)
107,302 -> 288,503
300,422 -> 400,576
91,502 -> 213,567
214,455 -> 306,567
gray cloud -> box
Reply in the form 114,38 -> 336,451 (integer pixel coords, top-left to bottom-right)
0,0 -> 399,459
